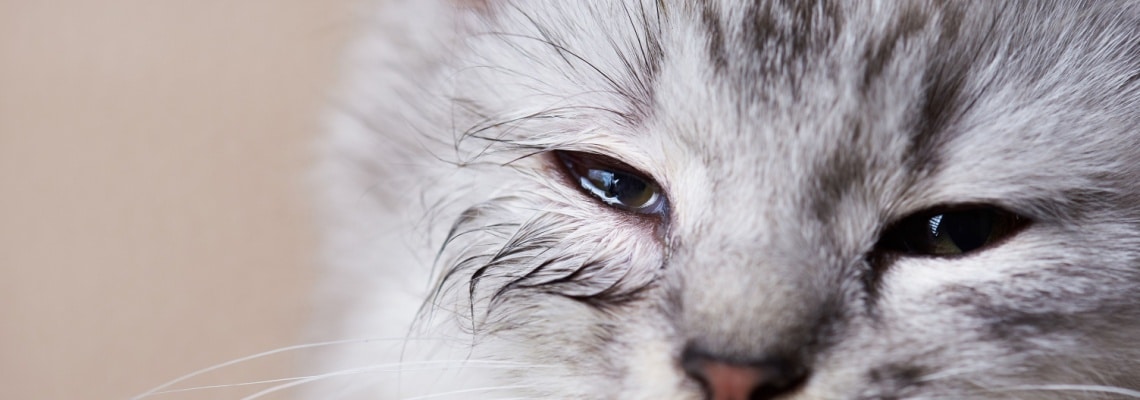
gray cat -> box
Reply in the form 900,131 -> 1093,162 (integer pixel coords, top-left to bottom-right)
310,0 -> 1140,399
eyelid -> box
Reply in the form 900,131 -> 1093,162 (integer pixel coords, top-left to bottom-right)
554,151 -> 647,181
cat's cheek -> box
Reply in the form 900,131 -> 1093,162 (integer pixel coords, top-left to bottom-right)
474,229 -> 674,392
616,313 -> 706,400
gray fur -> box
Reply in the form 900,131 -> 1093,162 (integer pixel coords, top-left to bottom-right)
311,0 -> 1140,398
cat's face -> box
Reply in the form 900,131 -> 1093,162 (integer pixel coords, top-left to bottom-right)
323,0 -> 1140,399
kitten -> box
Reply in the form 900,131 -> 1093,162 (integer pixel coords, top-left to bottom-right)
310,0 -> 1140,399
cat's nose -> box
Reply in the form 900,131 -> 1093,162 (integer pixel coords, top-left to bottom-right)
682,349 -> 807,400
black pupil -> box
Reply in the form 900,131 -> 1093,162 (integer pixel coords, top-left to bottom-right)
932,210 -> 993,253
878,207 -> 1023,256
613,173 -> 647,204
592,169 -> 648,205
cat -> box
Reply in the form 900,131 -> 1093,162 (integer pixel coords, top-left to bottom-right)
308,0 -> 1140,399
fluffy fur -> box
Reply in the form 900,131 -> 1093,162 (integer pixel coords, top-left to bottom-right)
309,1 -> 1140,399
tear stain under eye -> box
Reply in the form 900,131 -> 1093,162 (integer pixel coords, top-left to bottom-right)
543,150 -> 673,249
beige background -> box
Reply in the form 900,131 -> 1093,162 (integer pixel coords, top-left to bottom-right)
0,1 -> 356,399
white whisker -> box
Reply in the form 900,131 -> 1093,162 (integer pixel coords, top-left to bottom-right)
143,377 -> 302,395
400,385 -> 533,400
237,361 -> 545,400
992,384 -> 1140,398
131,337 -> 447,399
917,364 -> 993,383
142,360 -> 546,396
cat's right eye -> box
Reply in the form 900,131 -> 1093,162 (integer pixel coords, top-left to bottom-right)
875,206 -> 1030,257
554,151 -> 667,215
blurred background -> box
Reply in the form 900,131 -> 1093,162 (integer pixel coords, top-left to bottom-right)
0,1 -> 357,398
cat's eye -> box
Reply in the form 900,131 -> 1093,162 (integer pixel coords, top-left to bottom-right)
876,207 -> 1029,257
554,151 -> 667,215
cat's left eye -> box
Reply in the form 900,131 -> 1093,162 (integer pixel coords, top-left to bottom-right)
875,206 -> 1029,257
554,151 -> 667,215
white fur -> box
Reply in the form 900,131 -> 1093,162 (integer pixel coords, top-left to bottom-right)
309,1 -> 1140,399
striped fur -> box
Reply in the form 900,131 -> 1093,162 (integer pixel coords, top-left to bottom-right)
310,1 -> 1140,398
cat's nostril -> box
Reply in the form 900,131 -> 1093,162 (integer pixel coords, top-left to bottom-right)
682,350 -> 808,400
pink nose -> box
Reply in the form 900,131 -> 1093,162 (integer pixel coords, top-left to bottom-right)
699,362 -> 774,400
682,353 -> 806,400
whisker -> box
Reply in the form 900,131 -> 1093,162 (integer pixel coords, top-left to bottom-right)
131,337 -> 447,400
143,361 -> 546,396
239,363 -> 538,400
144,377 -> 303,396
991,384 -> 1140,398
237,364 -> 538,400
400,385 -> 534,400
916,364 -> 993,383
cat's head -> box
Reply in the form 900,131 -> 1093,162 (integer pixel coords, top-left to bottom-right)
329,0 -> 1140,398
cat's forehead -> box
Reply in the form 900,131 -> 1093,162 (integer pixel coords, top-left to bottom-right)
459,0 -> 1138,217
641,1 -> 954,213
652,2 -> 1110,148
611,0 -> 1137,219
